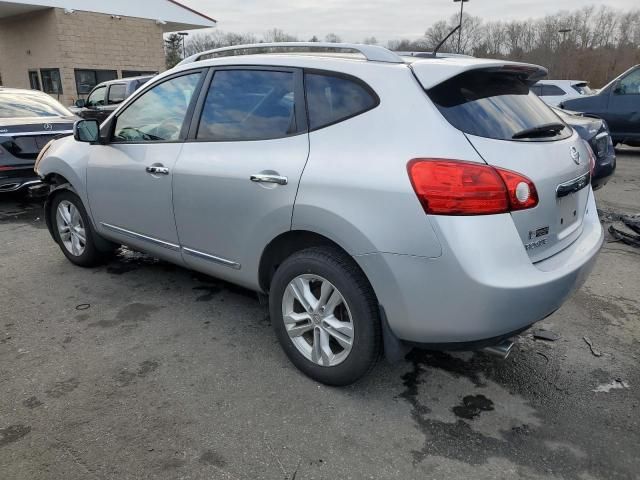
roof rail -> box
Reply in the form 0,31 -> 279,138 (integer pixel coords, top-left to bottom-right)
176,42 -> 404,66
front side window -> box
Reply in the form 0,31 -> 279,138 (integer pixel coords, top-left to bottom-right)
428,71 -> 571,141
616,69 -> 640,95
113,72 -> 201,142
197,70 -> 296,141
108,84 -> 127,105
41,69 -> 63,94
86,86 -> 106,108
305,73 -> 378,130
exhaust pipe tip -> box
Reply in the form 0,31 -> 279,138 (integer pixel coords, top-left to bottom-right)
482,338 -> 515,359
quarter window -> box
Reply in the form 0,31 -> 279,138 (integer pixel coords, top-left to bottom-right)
304,73 -> 378,130
86,86 -> 106,108
197,70 -> 296,141
113,73 -> 201,142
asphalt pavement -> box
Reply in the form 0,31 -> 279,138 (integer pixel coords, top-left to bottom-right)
1,148 -> 639,480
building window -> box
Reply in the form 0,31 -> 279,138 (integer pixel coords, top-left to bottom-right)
122,70 -> 158,78
29,71 -> 41,91
41,69 -> 63,94
74,69 -> 118,96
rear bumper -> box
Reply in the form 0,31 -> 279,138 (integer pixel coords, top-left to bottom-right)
0,174 -> 41,193
356,189 -> 603,344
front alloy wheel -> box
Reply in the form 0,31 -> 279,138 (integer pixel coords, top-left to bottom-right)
56,200 -> 86,257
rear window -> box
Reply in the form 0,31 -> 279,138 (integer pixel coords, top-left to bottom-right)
0,92 -> 72,119
428,71 -> 571,141
305,73 -> 378,130
572,83 -> 593,95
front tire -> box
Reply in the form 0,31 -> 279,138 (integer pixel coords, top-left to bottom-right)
269,247 -> 381,386
50,191 -> 111,267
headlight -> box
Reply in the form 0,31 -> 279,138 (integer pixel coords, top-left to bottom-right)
594,132 -> 610,158
34,139 -> 55,174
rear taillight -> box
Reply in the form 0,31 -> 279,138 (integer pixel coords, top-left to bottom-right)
407,159 -> 538,216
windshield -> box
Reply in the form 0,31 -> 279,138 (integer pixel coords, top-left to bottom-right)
0,91 -> 73,119
428,70 -> 571,141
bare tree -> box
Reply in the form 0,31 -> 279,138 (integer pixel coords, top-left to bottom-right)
325,33 -> 342,43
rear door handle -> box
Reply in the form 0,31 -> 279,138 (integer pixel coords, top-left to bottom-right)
250,174 -> 288,185
146,166 -> 170,175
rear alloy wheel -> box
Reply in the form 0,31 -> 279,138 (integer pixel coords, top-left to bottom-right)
51,191 -> 112,267
282,274 -> 354,367
270,247 -> 381,386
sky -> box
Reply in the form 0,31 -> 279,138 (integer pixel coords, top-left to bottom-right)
182,0 -> 637,43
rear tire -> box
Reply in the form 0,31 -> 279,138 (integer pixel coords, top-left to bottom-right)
269,246 -> 381,386
50,191 -> 112,267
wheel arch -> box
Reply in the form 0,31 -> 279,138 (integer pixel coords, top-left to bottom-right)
259,230 -> 363,293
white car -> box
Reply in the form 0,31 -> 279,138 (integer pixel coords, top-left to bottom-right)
531,80 -> 594,106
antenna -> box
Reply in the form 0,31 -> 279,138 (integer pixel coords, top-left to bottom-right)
432,24 -> 461,57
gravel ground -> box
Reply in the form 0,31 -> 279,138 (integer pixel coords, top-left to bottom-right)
1,148 -> 639,480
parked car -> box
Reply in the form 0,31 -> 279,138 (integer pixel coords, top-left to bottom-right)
561,65 -> 640,147
552,107 -> 616,190
531,80 -> 593,106
36,43 -> 603,385
0,88 -> 75,193
72,76 -> 154,123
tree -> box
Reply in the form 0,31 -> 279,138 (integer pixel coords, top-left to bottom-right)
263,28 -> 298,43
325,33 -> 342,43
363,36 -> 378,45
309,35 -> 319,42
165,33 -> 183,69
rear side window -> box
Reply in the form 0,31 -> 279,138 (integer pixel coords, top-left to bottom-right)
428,71 -> 571,141
197,70 -> 296,141
542,85 -> 566,96
305,73 -> 378,130
108,84 -> 127,104
530,85 -> 543,96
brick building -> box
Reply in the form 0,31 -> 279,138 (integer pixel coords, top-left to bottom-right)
0,0 -> 215,106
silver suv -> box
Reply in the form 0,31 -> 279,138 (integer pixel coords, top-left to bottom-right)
36,43 -> 603,385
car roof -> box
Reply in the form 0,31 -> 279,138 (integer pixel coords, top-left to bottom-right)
94,75 -> 155,89
0,87 -> 53,96
166,51 -> 546,91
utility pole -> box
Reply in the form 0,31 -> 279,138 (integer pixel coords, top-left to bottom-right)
453,0 -> 469,54
178,32 -> 189,59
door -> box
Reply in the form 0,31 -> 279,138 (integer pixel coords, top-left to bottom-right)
86,71 -> 205,261
607,67 -> 640,141
173,68 -> 309,287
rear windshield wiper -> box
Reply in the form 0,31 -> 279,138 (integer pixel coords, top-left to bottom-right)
512,122 -> 566,139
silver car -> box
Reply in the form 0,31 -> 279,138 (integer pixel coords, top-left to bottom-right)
36,43 -> 603,385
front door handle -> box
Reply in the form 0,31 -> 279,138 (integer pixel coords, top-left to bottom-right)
146,165 -> 169,175
250,174 -> 288,185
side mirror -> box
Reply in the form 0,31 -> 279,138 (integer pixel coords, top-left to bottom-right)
612,81 -> 623,95
75,98 -> 86,108
73,119 -> 100,143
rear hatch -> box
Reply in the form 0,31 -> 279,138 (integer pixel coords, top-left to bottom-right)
413,62 -> 592,263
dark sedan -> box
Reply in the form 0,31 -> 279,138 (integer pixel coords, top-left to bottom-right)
554,107 -> 616,190
0,88 -> 76,193
561,65 -> 640,147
